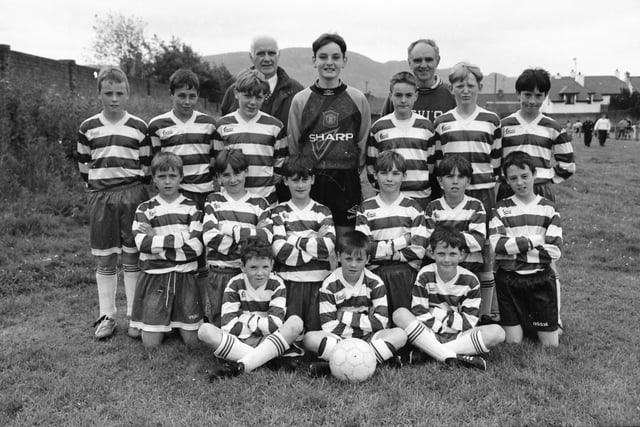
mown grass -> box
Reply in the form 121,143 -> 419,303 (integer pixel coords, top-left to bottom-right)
1,140 -> 640,426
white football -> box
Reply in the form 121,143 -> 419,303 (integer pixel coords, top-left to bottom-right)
329,338 -> 377,383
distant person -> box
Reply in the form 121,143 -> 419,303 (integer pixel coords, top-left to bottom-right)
77,66 -> 151,340
616,118 -> 628,139
367,71 -> 435,209
220,36 -> 303,202
572,119 -> 582,134
213,69 -> 287,206
380,39 -> 456,200
594,115 -> 611,146
130,152 -> 204,349
582,118 -> 594,146
288,33 -> 371,242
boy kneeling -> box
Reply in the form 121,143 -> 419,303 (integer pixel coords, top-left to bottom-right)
198,237 -> 303,379
393,227 -> 505,370
303,231 -> 407,374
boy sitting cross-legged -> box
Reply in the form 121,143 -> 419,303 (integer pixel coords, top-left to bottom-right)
130,152 -> 205,349
393,226 -> 505,370
303,230 -> 407,374
198,237 -> 304,379
202,149 -> 272,325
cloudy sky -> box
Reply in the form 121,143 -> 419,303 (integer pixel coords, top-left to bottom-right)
4,0 -> 639,77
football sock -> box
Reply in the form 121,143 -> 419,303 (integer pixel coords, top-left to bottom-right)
478,271 -> 496,317
404,319 -> 455,362
240,332 -> 289,372
96,267 -> 117,317
369,340 -> 397,364
318,335 -> 341,361
213,332 -> 253,362
443,329 -> 488,355
122,264 -> 140,317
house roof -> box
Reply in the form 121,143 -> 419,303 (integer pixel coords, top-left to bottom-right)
583,76 -> 627,97
548,77 -> 592,102
629,76 -> 640,92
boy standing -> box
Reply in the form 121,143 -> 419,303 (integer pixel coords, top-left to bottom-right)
130,152 -> 204,348
202,149 -> 272,325
356,151 -> 428,315
77,66 -> 151,339
489,151 -> 562,347
214,69 -> 287,206
431,63 -> 501,320
368,72 -> 435,210
288,33 -> 371,241
271,154 -> 336,332
393,227 -> 505,370
198,237 -> 304,379
303,231 -> 407,370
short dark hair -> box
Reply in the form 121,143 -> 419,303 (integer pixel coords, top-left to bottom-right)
213,149 -> 248,175
429,226 -> 468,252
281,154 -> 315,179
151,152 -> 183,176
337,230 -> 370,257
389,71 -> 417,92
312,33 -> 347,56
436,155 -> 473,178
169,68 -> 200,94
240,236 -> 273,264
374,150 -> 407,173
501,151 -> 537,176
515,68 -> 551,94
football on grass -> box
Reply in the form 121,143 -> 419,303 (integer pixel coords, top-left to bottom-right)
329,338 -> 377,382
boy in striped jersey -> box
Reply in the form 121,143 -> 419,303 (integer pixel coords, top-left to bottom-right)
490,152 -> 562,347
149,69 -> 217,300
393,227 -> 505,370
356,151 -> 428,315
77,66 -> 151,340
213,69 -> 287,206
130,152 -> 204,349
271,154 -> 336,332
202,149 -> 272,325
367,72 -> 435,210
303,231 -> 407,372
198,237 -> 304,379
431,63 -> 501,322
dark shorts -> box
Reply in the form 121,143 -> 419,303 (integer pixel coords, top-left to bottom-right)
495,268 -> 558,333
87,184 -> 148,256
497,181 -> 555,203
373,262 -> 417,315
311,169 -> 361,227
467,187 -> 496,225
130,271 -> 204,332
206,266 -> 242,326
285,280 -> 322,332
180,189 -> 211,211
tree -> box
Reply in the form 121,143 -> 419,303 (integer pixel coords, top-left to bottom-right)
89,12 -> 155,78
610,88 -> 640,119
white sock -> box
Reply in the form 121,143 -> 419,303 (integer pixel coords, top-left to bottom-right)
240,332 -> 290,372
96,269 -> 117,317
404,319 -> 455,362
443,329 -> 488,355
122,264 -> 140,317
318,335 -> 341,361
213,332 -> 253,362
369,339 -> 395,364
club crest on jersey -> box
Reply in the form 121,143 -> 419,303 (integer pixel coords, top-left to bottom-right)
223,126 -> 235,133
147,209 -> 157,220
159,129 -> 175,138
504,128 -> 516,135
87,129 -> 101,139
322,110 -> 339,128
500,207 -> 512,215
365,211 -> 376,219
442,124 -> 451,132
379,132 -> 389,140
334,291 -> 346,305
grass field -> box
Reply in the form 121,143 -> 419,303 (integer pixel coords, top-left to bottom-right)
1,138 -> 639,426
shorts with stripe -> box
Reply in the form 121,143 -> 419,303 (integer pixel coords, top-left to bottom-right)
206,266 -> 242,326
130,271 -> 203,332
495,267 -> 558,333
311,169 -> 361,227
285,280 -> 322,332
373,262 -> 417,315
87,184 -> 148,256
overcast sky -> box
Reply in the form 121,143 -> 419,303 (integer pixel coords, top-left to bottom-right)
4,0 -> 640,77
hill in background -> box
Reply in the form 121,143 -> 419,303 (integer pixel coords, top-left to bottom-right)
204,48 -> 515,97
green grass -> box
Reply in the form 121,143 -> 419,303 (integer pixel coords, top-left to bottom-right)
1,139 -> 640,426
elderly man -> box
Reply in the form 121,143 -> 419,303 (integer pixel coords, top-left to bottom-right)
220,36 -> 303,133
380,39 -> 455,122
